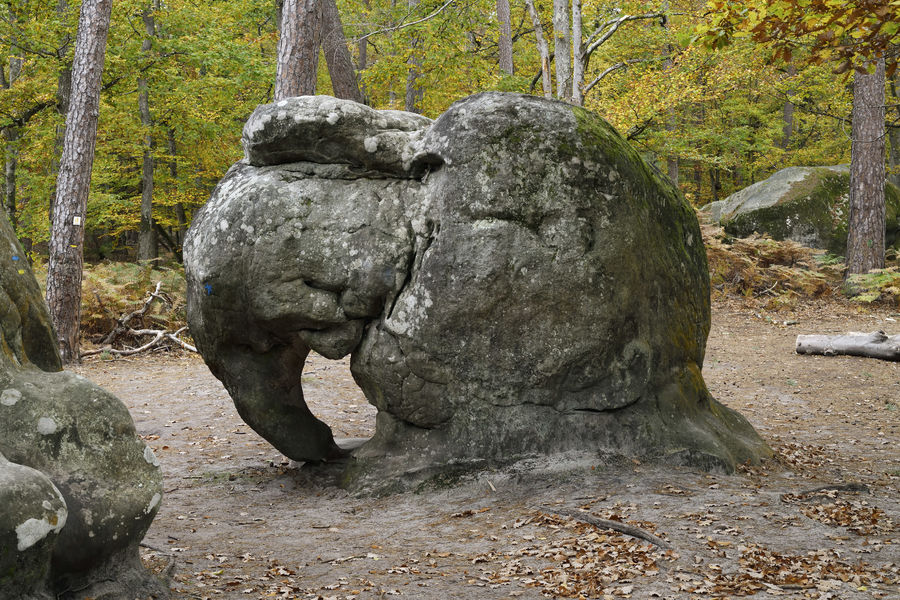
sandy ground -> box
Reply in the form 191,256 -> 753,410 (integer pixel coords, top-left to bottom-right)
73,298 -> 900,600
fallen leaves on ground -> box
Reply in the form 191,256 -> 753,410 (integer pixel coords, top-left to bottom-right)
775,442 -> 835,471
682,543 -> 897,597
470,509 -> 675,598
780,490 -> 896,536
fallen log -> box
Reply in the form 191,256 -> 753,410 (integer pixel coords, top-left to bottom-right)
795,331 -> 900,361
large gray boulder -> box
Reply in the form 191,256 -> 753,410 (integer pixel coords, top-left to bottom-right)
704,165 -> 900,253
185,93 -> 770,492
0,213 -> 166,598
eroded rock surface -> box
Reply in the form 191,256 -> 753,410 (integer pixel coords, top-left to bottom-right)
185,93 -> 770,492
0,213 -> 165,598
703,165 -> 900,253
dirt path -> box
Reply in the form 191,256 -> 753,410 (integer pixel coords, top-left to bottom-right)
74,299 -> 900,599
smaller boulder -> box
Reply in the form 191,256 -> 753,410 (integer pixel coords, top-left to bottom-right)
706,165 -> 900,254
0,210 -> 166,598
0,453 -> 67,600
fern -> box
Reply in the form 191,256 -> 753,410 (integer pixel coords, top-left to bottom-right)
845,267 -> 900,306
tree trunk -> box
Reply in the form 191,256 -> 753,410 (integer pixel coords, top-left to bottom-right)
667,155 -> 678,186
660,4 -> 676,186
274,0 -> 321,100
319,0 -> 364,103
780,65 -> 797,152
356,0 -> 370,102
693,161 -> 703,200
2,18 -> 23,226
497,0 -> 513,75
137,2 -> 158,262
404,0 -> 423,113
3,126 -> 19,226
167,127 -> 187,256
552,0 -> 571,101
2,55 -> 22,226
846,59 -> 886,276
571,0 -> 583,104
708,167 -> 721,203
525,0 -> 552,99
46,0 -> 113,363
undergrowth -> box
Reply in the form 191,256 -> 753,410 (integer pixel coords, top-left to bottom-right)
845,267 -> 900,306
80,261 -> 187,342
703,222 -> 900,309
703,223 -> 842,309
33,260 -> 188,343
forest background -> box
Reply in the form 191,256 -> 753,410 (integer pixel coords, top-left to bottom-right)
0,0 -> 895,269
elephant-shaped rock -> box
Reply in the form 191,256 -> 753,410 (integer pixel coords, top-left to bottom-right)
185,92 -> 770,492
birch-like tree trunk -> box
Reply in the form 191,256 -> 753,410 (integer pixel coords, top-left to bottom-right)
552,0 -> 571,101
137,2 -> 158,261
780,64 -> 797,152
525,0 -> 552,99
497,0 -> 513,75
404,0 -> 423,113
46,0 -> 113,363
571,0 -> 583,104
274,0 -> 321,100
2,126 -> 19,226
320,0 -> 364,102
357,0 -> 370,102
846,59 -> 886,275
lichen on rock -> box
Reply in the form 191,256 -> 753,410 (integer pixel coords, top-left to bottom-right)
185,92 -> 771,493
705,165 -> 900,254
0,210 -> 166,598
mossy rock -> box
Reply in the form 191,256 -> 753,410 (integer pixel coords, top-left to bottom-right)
717,165 -> 900,253
187,92 -> 771,495
0,211 -> 167,598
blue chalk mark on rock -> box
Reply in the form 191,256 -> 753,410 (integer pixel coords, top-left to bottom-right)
204,283 -> 213,296
12,255 -> 19,261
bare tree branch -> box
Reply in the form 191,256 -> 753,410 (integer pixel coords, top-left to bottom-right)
354,0 -> 456,43
582,58 -> 648,96
583,12 -> 667,60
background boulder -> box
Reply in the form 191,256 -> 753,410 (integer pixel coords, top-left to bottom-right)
703,165 -> 900,254
0,212 -> 166,598
186,93 -> 770,492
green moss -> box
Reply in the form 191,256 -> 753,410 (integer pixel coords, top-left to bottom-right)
724,170 -> 900,253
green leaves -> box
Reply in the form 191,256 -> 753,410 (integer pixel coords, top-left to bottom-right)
2,0 -> 275,251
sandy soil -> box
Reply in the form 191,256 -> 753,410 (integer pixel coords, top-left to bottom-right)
73,298 -> 900,600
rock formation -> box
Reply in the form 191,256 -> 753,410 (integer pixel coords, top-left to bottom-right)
0,213 -> 166,598
703,165 -> 900,254
185,92 -> 770,492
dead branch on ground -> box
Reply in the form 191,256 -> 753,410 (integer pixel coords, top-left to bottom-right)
541,507 -> 672,549
82,282 -> 196,357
